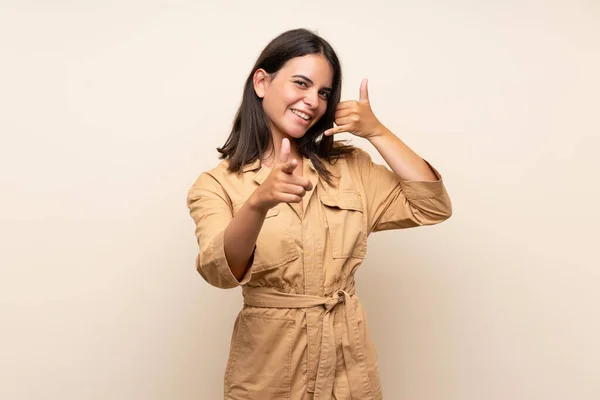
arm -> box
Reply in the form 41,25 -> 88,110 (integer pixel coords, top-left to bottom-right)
187,173 -> 258,288
367,125 -> 438,182
326,78 -> 452,232
187,139 -> 312,287
325,78 -> 437,182
228,138 -> 312,280
223,200 -> 268,281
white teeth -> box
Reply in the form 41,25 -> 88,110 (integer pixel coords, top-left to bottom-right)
291,109 -> 310,120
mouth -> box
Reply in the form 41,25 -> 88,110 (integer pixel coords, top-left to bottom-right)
290,108 -> 313,124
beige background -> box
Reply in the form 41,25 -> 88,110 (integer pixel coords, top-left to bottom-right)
1,1 -> 599,399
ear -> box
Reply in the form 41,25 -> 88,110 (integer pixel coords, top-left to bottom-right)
253,68 -> 269,99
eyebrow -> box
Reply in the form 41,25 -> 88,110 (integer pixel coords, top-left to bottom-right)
292,75 -> 333,92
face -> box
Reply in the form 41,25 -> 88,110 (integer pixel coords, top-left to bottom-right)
254,54 -> 334,141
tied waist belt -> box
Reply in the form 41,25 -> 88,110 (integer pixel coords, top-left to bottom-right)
242,286 -> 374,400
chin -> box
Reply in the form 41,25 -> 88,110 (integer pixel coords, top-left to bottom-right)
289,132 -> 307,139
284,126 -> 309,139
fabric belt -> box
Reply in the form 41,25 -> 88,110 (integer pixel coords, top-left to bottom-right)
242,286 -> 374,399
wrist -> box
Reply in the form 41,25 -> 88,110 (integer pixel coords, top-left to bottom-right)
366,123 -> 390,140
247,190 -> 270,214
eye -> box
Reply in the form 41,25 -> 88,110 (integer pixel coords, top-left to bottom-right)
294,80 -> 308,87
319,91 -> 331,100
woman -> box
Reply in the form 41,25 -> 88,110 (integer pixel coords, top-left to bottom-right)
187,28 -> 452,400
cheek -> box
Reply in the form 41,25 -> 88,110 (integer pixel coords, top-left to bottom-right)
264,86 -> 297,113
317,102 -> 329,119
285,87 -> 305,104
261,99 -> 276,119
263,95 -> 285,117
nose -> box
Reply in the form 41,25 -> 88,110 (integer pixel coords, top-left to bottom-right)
303,90 -> 318,108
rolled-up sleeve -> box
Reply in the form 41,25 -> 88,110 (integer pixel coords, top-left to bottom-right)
353,148 -> 453,233
186,173 -> 254,289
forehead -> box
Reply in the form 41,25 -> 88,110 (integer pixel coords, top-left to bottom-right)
279,54 -> 334,86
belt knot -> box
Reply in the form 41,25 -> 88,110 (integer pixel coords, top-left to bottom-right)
323,290 -> 346,312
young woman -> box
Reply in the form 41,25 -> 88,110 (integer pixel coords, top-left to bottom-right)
187,28 -> 452,400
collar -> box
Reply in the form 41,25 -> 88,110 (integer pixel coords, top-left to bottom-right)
241,159 -> 261,172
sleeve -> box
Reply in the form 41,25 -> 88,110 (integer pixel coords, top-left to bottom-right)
186,172 -> 254,289
353,148 -> 453,233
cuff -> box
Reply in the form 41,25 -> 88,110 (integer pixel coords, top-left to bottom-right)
209,230 -> 255,287
400,160 -> 446,200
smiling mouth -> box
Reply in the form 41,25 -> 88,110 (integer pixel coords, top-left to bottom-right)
290,108 -> 312,121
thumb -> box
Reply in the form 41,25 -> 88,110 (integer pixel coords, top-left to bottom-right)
359,78 -> 369,102
278,138 -> 290,164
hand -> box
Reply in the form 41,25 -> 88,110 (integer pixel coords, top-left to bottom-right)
249,138 -> 313,212
324,78 -> 384,139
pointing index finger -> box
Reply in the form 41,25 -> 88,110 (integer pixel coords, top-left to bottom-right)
279,138 -> 290,164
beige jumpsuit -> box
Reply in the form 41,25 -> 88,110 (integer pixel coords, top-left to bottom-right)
187,147 -> 452,400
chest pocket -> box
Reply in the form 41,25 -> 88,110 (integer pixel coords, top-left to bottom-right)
319,191 -> 368,259
232,203 -> 299,272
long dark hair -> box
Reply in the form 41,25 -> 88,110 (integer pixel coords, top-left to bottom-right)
217,28 -> 354,184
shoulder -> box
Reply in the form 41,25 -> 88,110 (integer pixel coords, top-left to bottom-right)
205,159 -> 236,180
328,142 -> 372,169
188,159 -> 237,194
316,143 -> 372,190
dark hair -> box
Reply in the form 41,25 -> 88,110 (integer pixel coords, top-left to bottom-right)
216,28 -> 354,184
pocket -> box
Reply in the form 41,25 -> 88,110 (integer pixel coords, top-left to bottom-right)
319,191 -> 368,259
232,203 -> 299,273
225,313 -> 294,399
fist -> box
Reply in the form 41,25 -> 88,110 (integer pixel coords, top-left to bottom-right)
252,138 -> 313,211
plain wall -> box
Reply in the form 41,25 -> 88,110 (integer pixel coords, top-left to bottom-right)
1,1 -> 599,399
